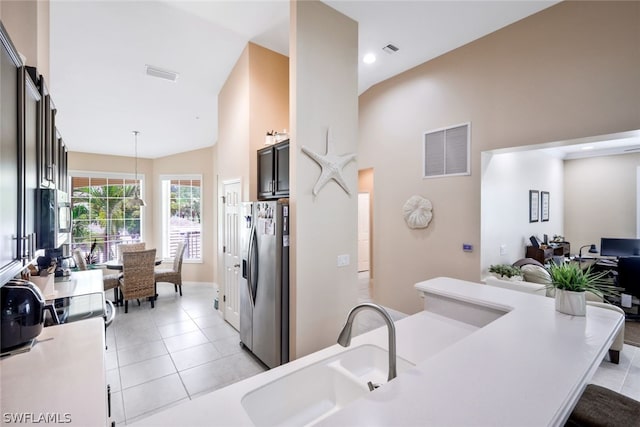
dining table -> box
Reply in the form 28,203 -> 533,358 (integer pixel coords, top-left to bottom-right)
102,258 -> 163,271
101,257 -> 164,301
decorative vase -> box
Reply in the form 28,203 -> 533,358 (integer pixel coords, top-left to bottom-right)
555,289 -> 586,316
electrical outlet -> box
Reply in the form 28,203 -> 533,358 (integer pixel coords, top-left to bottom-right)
500,244 -> 507,256
337,254 -> 350,267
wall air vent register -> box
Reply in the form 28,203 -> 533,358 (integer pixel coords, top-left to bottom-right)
423,122 -> 470,178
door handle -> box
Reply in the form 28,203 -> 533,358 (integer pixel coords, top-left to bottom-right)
233,263 -> 240,268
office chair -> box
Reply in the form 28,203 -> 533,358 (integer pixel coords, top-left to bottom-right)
616,256 -> 640,318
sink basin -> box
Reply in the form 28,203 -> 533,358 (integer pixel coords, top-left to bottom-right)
241,344 -> 413,427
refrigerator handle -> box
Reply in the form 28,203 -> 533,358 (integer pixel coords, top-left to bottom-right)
250,223 -> 259,305
247,221 -> 256,307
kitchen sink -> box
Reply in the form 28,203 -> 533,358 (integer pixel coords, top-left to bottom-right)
241,344 -> 413,427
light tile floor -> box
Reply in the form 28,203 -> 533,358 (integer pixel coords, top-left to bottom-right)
106,282 -> 266,425
108,274 -> 640,424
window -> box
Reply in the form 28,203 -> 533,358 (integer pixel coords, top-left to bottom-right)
423,123 -> 470,178
70,173 -> 144,263
161,175 -> 202,262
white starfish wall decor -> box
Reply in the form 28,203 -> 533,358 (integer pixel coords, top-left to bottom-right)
301,128 -> 357,196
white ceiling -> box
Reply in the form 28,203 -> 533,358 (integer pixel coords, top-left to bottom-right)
49,0 -> 559,159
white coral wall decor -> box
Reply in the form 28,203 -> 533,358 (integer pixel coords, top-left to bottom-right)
403,196 -> 433,229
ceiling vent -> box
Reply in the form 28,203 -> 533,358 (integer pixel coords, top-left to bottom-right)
145,65 -> 179,82
382,44 -> 399,54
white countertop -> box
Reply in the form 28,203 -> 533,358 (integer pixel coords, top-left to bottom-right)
133,277 -> 623,427
51,269 -> 106,299
0,318 -> 107,426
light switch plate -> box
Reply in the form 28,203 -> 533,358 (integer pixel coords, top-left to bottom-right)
337,254 -> 350,267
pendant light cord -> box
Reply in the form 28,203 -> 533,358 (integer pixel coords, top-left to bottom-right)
133,130 -> 139,182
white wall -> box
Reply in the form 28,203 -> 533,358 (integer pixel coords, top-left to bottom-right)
290,0 -> 359,358
481,150 -> 563,274
564,152 -> 640,252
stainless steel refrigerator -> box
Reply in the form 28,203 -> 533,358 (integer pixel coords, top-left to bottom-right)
239,200 -> 289,368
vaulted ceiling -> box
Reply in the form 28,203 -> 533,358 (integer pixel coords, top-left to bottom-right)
49,0 -> 559,159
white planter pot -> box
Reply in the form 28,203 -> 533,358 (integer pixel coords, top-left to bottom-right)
555,289 -> 586,316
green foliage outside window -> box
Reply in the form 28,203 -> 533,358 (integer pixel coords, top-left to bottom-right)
71,176 -> 143,262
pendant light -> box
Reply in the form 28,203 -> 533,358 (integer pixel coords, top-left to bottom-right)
130,130 -> 146,207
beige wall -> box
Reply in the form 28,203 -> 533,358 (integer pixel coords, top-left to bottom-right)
218,46 -> 251,200
1,0 -> 50,85
290,0 -> 359,358
358,1 -> 640,314
153,147 -> 216,282
564,153 -> 640,251
248,43 -> 289,201
216,42 -> 289,293
217,42 -> 289,202
68,148 -> 216,283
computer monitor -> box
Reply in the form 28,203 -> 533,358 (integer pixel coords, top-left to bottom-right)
600,238 -> 640,257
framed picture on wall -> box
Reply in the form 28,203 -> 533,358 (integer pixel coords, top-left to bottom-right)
529,190 -> 539,222
541,191 -> 550,222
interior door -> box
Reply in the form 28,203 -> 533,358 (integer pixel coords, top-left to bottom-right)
223,180 -> 241,330
358,193 -> 370,272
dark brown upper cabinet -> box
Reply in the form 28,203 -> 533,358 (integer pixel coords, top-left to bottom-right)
257,139 -> 289,200
0,22 -> 23,284
19,67 -> 41,263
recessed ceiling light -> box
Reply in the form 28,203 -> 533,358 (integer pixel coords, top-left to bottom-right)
363,53 -> 376,64
581,146 -> 594,150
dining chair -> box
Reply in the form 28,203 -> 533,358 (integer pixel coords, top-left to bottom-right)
118,242 -> 146,260
119,248 -> 157,313
75,248 -> 121,305
103,273 -> 121,306
155,241 -> 186,296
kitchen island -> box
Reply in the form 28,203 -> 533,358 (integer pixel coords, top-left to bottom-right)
0,318 -> 107,426
133,277 -> 623,427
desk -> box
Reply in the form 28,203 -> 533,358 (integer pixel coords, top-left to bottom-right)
526,242 -> 570,265
572,258 -> 618,272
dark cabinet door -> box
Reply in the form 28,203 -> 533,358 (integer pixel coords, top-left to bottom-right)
274,141 -> 289,197
257,140 -> 289,200
257,146 -> 274,199
41,94 -> 55,186
21,68 -> 40,262
37,81 -> 50,186
0,24 -> 23,284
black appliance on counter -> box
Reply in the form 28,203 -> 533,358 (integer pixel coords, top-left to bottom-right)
1,279 -> 59,354
40,247 -> 73,278
35,188 -> 71,250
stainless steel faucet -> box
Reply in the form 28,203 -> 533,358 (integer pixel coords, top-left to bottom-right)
337,302 -> 397,382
